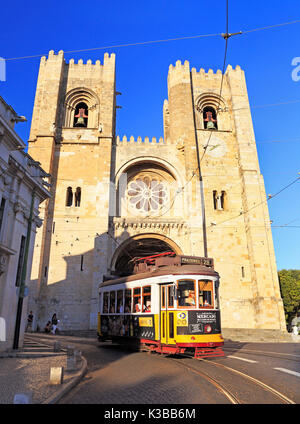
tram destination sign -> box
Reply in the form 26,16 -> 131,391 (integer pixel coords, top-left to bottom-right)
180,256 -> 213,268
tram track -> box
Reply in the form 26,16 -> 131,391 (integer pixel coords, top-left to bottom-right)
169,355 -> 296,404
170,358 -> 240,404
223,346 -> 300,363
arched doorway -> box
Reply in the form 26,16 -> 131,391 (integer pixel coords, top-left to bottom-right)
111,234 -> 182,276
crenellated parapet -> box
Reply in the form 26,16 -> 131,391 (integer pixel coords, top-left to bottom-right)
116,135 -> 164,145
190,64 -> 242,79
167,60 -> 191,88
39,51 -> 115,77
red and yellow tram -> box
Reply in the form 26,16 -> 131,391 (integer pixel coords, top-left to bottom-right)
97,253 -> 224,358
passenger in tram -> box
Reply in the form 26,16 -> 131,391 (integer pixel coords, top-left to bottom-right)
117,301 -> 123,314
144,300 -> 151,312
135,297 -> 142,313
186,291 -> 195,306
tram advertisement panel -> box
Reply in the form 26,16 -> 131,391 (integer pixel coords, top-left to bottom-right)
176,310 -> 221,335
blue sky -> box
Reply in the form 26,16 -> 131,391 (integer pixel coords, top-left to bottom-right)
1,0 -> 300,270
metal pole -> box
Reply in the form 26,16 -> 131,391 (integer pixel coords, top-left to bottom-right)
191,79 -> 208,258
13,188 -> 36,349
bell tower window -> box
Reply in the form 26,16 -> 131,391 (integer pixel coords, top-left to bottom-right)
75,187 -> 81,207
73,102 -> 88,127
66,187 -> 73,207
203,106 -> 217,130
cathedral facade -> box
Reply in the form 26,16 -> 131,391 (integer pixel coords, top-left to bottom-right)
27,50 -> 286,336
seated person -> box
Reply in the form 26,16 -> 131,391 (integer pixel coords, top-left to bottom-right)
117,301 -> 123,313
144,300 -> 151,312
135,298 -> 142,313
44,321 -> 52,333
186,291 -> 195,306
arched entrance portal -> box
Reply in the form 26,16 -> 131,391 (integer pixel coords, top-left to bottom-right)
112,235 -> 182,276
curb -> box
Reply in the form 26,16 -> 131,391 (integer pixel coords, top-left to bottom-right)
42,356 -> 88,404
24,335 -> 88,404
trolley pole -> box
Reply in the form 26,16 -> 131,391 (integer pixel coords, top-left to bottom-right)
191,80 -> 208,258
13,188 -> 36,349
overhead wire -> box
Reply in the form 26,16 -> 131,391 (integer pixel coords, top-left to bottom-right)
4,19 -> 300,62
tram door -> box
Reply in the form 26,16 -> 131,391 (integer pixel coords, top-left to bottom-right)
160,284 -> 176,345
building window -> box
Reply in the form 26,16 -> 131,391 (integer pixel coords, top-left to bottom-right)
213,190 -> 226,210
64,88 -> 99,128
75,187 -> 81,207
66,187 -> 73,207
127,176 -> 169,214
73,102 -> 88,127
203,106 -> 218,130
220,190 -> 226,210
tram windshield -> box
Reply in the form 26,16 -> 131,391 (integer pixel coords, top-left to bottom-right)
177,280 -> 196,307
198,280 -> 213,308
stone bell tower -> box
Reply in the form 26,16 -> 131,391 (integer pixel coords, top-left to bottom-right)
163,60 -> 286,336
28,50 -> 116,330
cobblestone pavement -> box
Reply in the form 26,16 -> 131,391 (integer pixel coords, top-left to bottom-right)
59,344 -> 228,404
0,334 -> 86,404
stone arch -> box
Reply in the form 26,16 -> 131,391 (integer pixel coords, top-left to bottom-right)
63,87 -> 100,128
110,233 -> 183,275
195,92 -> 227,130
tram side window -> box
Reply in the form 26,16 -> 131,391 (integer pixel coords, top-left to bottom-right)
110,291 -> 116,313
142,286 -> 151,312
133,287 -> 142,313
125,289 -> 132,313
117,290 -> 124,313
214,281 -> 220,309
177,280 -> 196,308
103,292 -> 109,313
198,280 -> 213,308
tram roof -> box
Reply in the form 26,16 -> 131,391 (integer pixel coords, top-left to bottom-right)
99,264 -> 219,289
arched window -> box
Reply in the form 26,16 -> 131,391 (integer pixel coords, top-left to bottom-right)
73,102 -> 88,127
75,187 -> 81,207
203,106 -> 218,130
64,88 -> 100,128
213,190 -> 227,211
66,187 -> 73,207
213,190 -> 218,210
220,190 -> 226,210
195,92 -> 227,131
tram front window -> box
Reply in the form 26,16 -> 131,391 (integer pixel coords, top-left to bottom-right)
177,280 -> 196,308
199,280 -> 213,308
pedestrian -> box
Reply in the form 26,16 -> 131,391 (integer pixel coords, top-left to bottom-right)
51,313 -> 58,334
44,321 -> 51,333
292,325 -> 299,336
26,311 -> 34,332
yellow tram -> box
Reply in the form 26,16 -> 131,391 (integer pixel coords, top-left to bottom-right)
97,253 -> 224,358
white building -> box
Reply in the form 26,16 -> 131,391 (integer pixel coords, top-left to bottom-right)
0,96 -> 50,351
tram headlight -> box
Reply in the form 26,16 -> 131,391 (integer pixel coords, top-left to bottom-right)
204,325 -> 212,333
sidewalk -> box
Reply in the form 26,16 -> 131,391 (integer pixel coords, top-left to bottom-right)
0,334 -> 87,404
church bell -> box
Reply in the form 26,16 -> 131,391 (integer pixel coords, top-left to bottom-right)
74,108 -> 88,127
206,120 -> 216,130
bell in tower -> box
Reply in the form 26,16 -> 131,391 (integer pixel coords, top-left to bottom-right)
203,108 -> 217,130
74,103 -> 88,127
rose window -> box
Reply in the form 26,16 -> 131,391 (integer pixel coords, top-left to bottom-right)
127,176 -> 169,213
